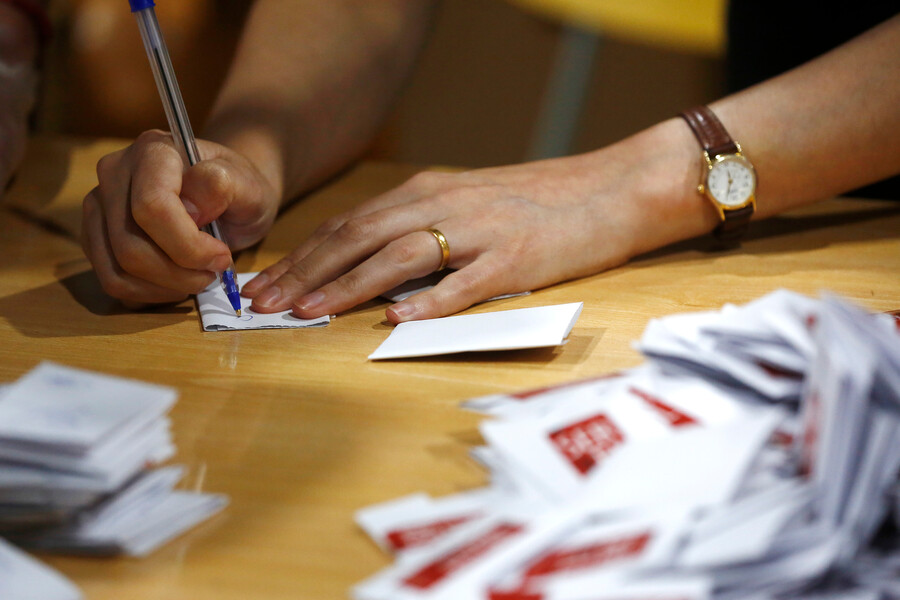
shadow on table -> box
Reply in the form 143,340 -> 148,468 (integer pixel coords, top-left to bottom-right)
0,136 -> 113,240
631,201 -> 900,270
0,261 -> 193,338
43,378 -> 431,595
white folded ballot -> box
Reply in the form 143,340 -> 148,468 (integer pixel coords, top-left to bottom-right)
0,363 -> 229,594
368,302 -> 583,360
0,537 -> 82,600
354,290 -> 900,600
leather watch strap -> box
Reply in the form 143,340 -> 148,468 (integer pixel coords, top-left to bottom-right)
680,106 -> 738,158
713,204 -> 753,242
680,105 -> 754,245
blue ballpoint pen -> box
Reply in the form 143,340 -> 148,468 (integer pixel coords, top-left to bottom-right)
128,0 -> 242,316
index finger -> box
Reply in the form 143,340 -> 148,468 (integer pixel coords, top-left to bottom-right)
252,195 -> 451,312
243,170 -> 460,297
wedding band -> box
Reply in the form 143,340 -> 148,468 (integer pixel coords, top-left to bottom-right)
425,228 -> 451,272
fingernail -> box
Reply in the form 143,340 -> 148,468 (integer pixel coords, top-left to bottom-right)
387,303 -> 415,322
242,273 -> 269,296
297,291 -> 325,311
253,285 -> 283,309
182,198 -> 201,224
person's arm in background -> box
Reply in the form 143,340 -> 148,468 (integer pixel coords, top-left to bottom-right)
0,0 -> 47,192
242,13 -> 900,323
81,0 -> 435,305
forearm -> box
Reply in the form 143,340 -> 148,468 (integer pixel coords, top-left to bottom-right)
594,14 -> 900,259
202,0 -> 436,205
712,13 -> 900,216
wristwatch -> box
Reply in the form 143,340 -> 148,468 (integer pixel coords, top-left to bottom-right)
680,106 -> 757,243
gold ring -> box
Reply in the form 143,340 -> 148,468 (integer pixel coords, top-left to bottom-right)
424,228 -> 450,272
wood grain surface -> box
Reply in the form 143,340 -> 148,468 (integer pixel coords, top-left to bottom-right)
1,136 -> 898,599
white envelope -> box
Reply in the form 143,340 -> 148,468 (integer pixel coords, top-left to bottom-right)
488,512 -> 689,598
356,490 -> 495,556
368,302 -> 583,360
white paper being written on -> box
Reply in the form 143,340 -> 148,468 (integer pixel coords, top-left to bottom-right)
196,272 -> 330,332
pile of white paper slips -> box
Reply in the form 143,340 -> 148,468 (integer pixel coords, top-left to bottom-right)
0,363 -> 229,597
353,290 -> 900,600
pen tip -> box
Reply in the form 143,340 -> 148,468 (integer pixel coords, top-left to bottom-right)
236,309 -> 242,317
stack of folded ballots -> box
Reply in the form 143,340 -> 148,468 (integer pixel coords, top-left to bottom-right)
0,362 -> 228,597
354,290 -> 900,600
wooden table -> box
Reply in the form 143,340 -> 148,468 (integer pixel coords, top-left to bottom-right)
2,137 -> 899,599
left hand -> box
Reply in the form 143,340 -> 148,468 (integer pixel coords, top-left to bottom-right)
240,150 -> 666,323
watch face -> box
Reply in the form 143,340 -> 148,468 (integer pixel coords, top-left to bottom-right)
707,155 -> 756,208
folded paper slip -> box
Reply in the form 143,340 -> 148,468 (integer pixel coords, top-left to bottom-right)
0,537 -> 82,600
196,272 -> 330,331
368,302 -> 583,360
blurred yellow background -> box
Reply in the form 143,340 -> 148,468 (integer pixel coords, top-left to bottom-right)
38,0 -> 725,169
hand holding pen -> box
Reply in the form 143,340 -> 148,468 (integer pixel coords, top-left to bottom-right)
80,1 -> 279,310
130,0 -> 242,314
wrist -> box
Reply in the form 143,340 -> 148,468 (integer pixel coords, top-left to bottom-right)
587,117 -> 725,259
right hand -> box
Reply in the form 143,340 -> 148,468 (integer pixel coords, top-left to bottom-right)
81,130 -> 279,306
0,2 -> 40,192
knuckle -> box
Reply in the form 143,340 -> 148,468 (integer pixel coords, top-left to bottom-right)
133,131 -> 177,163
453,265 -> 500,296
317,215 -> 345,236
383,237 -> 418,266
111,241 -> 145,275
414,292 -> 442,315
282,259 -> 316,287
95,154 -> 117,182
406,170 -> 444,191
267,256 -> 295,277
450,268 -> 484,292
171,248 -> 209,271
501,236 -> 528,260
135,129 -> 169,147
131,191 -> 171,229
98,274 -> 134,302
334,269 -> 365,296
197,159 -> 233,200
335,216 -> 377,245
441,184 -> 496,207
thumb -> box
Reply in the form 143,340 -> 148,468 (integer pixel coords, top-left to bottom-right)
180,158 -> 237,228
181,146 -> 278,250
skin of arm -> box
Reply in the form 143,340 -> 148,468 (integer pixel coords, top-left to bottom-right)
80,0 -> 435,305
241,13 -> 900,323
0,0 -> 43,191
